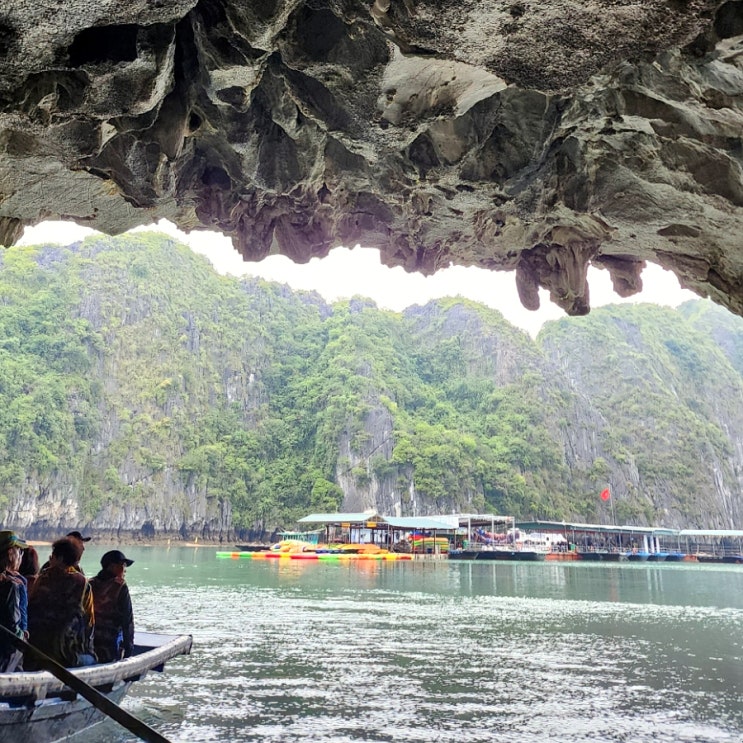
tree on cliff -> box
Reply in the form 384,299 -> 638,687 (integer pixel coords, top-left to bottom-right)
0,233 -> 740,537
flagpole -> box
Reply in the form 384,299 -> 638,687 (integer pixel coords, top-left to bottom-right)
600,487 -> 615,525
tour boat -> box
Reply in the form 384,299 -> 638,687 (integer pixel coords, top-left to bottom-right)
0,631 -> 192,743
696,553 -> 743,564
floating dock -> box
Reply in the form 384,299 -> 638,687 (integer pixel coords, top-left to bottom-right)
216,551 -> 413,561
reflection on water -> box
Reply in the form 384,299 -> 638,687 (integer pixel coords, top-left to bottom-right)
75,548 -> 743,743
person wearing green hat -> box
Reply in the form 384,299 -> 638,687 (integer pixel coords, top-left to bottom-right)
0,530 -> 29,672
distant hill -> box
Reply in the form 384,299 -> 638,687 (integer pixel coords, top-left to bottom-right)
0,233 -> 740,540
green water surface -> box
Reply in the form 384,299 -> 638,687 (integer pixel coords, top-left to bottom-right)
73,546 -> 743,743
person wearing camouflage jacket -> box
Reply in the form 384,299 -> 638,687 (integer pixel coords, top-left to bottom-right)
28,537 -> 95,668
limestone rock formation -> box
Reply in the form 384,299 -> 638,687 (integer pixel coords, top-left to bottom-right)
0,1 -> 742,317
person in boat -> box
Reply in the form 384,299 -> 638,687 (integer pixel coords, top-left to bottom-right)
18,544 -> 39,592
0,530 -> 29,672
28,537 -> 96,668
89,550 -> 135,663
5,538 -> 31,643
39,530 -> 91,576
65,531 -> 91,573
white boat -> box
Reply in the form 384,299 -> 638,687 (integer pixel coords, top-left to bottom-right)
0,631 -> 192,743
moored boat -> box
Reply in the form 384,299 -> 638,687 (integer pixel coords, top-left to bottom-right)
448,548 -> 546,562
626,550 -> 650,561
647,552 -> 669,562
545,551 -> 579,561
577,551 -> 626,562
0,631 -> 192,743
696,553 -> 743,564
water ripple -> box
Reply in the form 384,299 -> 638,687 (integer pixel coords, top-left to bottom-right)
76,552 -> 743,743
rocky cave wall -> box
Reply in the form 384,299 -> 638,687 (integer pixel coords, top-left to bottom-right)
0,0 -> 742,319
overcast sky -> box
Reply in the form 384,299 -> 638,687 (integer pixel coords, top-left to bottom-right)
18,219 -> 698,337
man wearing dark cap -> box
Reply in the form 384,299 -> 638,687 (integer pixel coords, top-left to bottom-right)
66,531 -> 91,573
89,550 -> 135,663
39,530 -> 91,576
66,531 -> 91,544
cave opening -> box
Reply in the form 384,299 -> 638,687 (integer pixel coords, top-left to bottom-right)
68,24 -> 139,67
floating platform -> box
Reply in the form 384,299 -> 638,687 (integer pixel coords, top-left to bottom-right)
216,551 -> 413,561
216,551 -> 256,558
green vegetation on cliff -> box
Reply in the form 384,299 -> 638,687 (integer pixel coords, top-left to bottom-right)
0,246 -> 101,501
0,234 -> 741,536
539,303 -> 743,526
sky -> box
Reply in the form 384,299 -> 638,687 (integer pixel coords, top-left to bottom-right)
17,219 -> 698,337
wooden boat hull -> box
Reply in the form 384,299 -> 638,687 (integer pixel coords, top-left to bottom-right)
626,552 -> 649,561
0,631 -> 192,743
545,552 -> 579,561
577,551 -> 626,562
449,550 -> 546,562
646,553 -> 669,562
0,679 -> 132,743
696,554 -> 743,564
664,553 -> 686,562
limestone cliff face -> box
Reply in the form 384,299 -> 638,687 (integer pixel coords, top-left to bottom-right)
2,421 -> 235,539
335,298 -> 743,530
335,405 -> 397,514
1,2 -> 743,324
538,304 -> 743,528
0,236 -> 741,537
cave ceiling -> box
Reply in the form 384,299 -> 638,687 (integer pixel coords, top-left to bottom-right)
0,1 -> 742,317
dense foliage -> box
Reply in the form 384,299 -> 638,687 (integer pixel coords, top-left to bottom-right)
539,302 -> 743,526
1,234 -> 741,535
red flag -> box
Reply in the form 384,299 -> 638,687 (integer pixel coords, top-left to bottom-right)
600,488 -> 611,501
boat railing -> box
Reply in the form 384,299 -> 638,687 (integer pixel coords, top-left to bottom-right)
689,541 -> 743,558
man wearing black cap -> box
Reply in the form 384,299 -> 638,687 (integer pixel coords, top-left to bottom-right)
39,530 -> 91,576
66,531 -> 91,545
89,550 -> 135,663
66,531 -> 91,574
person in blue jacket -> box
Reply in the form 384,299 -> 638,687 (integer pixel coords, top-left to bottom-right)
0,530 -> 29,672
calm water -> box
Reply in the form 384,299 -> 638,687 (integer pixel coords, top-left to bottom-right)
71,547 -> 743,743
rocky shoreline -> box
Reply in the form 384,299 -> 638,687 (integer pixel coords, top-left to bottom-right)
22,533 -> 270,548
